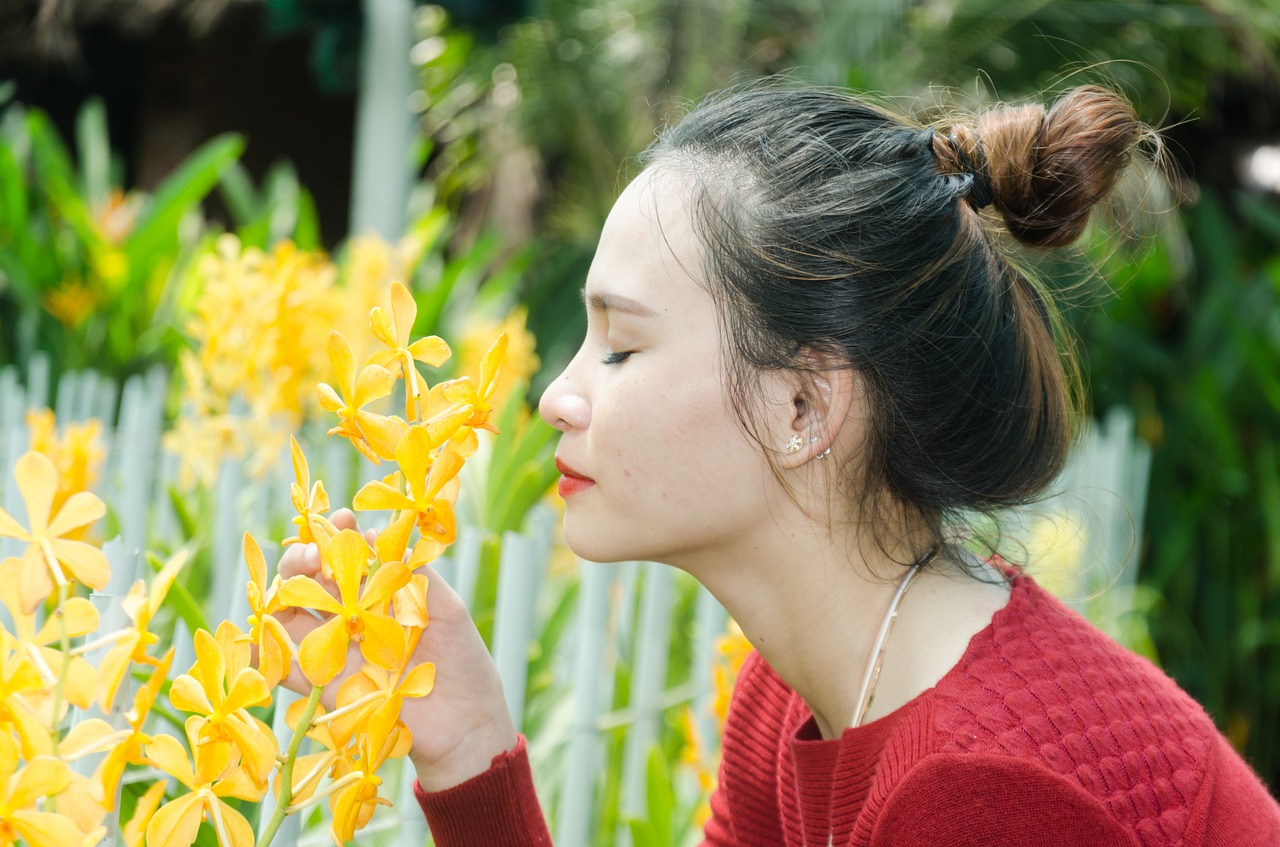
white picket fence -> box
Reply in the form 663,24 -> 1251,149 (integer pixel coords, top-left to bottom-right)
0,356 -> 1151,847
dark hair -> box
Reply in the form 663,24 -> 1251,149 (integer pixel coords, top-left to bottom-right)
641,85 -> 1147,544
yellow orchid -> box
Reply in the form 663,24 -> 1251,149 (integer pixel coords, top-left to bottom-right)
144,723 -> 260,847
354,428 -> 465,550
274,700 -> 355,807
0,581 -> 99,714
328,658 -> 436,758
168,622 -> 276,792
277,529 -> 411,685
0,733 -> 82,847
103,656 -> 172,802
316,331 -> 405,464
27,410 -> 104,521
458,308 -> 539,413
0,451 -> 109,612
241,533 -> 293,689
439,331 -> 509,436
392,574 -> 430,629
368,281 -> 452,420
97,551 -> 187,711
50,769 -> 107,838
325,724 -> 412,847
123,780 -> 168,847
282,437 -> 337,550
0,640 -> 54,758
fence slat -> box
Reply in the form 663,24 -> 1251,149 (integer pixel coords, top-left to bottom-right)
492,530 -> 549,732
555,558 -> 612,846
618,561 -> 675,843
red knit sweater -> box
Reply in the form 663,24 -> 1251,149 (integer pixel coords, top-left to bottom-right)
415,576 -> 1280,846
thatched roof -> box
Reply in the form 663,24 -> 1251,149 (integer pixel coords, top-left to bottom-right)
0,0 -> 262,61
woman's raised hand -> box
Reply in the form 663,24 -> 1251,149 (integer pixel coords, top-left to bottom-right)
274,508 -> 519,791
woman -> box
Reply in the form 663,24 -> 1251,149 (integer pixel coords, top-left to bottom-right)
279,84 -> 1280,845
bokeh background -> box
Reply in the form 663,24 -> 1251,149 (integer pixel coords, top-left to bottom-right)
2,0 -> 1279,816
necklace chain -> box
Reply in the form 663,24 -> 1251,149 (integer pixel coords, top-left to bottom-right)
829,545 -> 940,846
852,544 -> 940,727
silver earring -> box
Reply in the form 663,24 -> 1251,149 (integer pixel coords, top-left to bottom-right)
785,434 -> 803,454
811,436 -> 831,459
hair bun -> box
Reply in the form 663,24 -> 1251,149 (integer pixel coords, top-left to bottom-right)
976,86 -> 1144,249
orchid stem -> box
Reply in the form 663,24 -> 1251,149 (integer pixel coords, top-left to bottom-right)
258,684 -> 323,847
46,581 -> 71,814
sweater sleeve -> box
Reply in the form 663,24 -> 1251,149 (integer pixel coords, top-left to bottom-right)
870,753 -> 1141,847
413,734 -> 553,846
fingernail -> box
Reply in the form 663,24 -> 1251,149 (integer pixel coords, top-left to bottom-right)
304,544 -> 319,567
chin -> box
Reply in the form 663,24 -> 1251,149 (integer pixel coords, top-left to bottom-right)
562,526 -> 635,564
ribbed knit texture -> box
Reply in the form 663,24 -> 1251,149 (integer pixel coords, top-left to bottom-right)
416,576 -> 1280,846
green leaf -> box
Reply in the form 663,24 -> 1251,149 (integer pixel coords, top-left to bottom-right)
646,744 -> 675,843
625,819 -> 660,847
0,144 -> 28,245
125,133 -> 244,264
147,549 -> 211,637
76,97 -> 111,211
217,161 -> 260,224
294,187 -> 321,250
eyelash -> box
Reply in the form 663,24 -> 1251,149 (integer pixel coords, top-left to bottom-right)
601,350 -> 633,365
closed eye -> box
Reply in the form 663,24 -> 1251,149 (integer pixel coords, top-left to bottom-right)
601,351 -> 633,365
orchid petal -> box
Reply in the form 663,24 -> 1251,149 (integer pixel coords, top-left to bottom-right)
277,576 -> 343,615
224,668 -> 270,712
375,511 -> 415,567
352,480 -> 413,513
390,281 -> 417,342
360,561 -> 411,611
244,533 -> 266,592
45,491 -> 105,538
392,574 -> 429,628
327,331 -> 357,400
145,734 -> 196,789
400,661 -> 437,698
298,616 -> 350,685
326,529 -> 370,609
11,809 -> 89,847
169,674 -> 214,717
0,507 -> 28,540
358,612 -> 407,671
408,335 -> 451,367
47,538 -> 110,590
15,451 -> 58,534
145,792 -> 204,847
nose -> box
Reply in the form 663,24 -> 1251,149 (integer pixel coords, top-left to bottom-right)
539,360 -> 590,433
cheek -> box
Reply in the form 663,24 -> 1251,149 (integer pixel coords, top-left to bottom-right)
598,365 -> 752,499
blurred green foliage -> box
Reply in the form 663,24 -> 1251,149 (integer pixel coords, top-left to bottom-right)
0,95 -> 241,380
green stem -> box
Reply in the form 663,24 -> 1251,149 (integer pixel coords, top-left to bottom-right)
47,581 -> 71,814
257,684 -> 324,847
50,581 -> 71,751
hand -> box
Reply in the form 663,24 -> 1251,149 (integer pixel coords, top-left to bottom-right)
274,508 -> 519,791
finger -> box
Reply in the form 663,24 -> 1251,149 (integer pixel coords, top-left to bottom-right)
278,542 -> 321,580
332,508 -> 358,531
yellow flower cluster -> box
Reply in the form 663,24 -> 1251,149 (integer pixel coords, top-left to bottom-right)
26,410 -> 105,528
167,234 -> 419,487
0,280 -> 506,847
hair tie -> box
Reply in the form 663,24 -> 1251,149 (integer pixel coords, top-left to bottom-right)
947,132 -> 994,210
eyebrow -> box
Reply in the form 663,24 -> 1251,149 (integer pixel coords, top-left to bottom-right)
580,288 -> 658,318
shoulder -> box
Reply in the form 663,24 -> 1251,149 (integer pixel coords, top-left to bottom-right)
871,752 -> 1140,847
914,576 -> 1274,846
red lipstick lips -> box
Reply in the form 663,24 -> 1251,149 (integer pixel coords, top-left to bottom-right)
555,458 -> 595,497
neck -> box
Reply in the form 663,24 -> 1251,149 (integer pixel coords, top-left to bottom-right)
671,509 -> 935,741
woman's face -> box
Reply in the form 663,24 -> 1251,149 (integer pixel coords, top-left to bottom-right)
539,169 -> 788,566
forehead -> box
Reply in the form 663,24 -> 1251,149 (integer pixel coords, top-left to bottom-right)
586,168 -> 709,309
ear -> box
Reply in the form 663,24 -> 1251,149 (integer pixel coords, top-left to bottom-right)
775,350 -> 860,468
